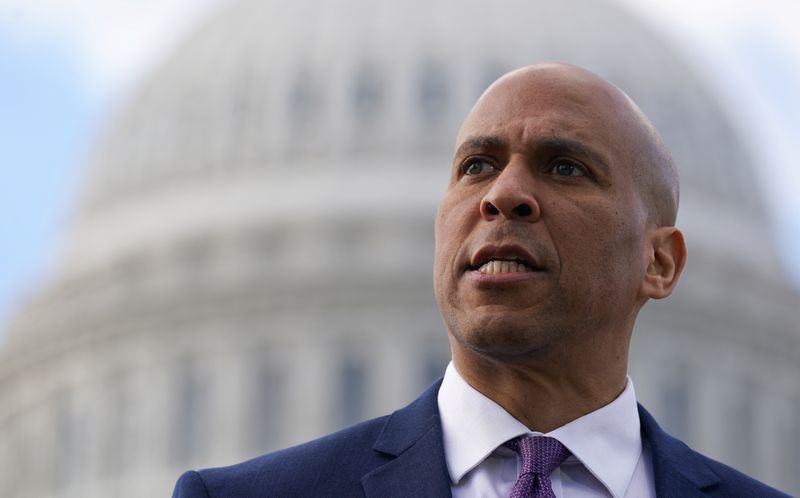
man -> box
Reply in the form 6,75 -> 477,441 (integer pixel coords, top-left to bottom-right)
173,63 -> 789,497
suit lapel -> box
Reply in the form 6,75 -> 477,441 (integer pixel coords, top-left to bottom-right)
639,404 -> 719,497
361,381 -> 452,498
365,388 -> 722,498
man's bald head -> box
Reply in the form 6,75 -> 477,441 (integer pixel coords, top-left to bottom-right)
466,63 -> 679,226
435,62 -> 687,429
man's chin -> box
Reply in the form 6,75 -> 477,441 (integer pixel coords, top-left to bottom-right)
449,317 -> 559,360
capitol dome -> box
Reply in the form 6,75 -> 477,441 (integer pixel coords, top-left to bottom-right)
1,0 -> 798,496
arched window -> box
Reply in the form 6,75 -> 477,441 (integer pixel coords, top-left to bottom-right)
417,60 -> 449,125
101,372 -> 133,476
352,62 -> 384,124
289,69 -> 322,130
658,368 -> 691,441
422,346 -> 449,388
53,389 -> 86,488
246,358 -> 285,453
724,378 -> 757,473
171,357 -> 208,464
477,60 -> 510,99
339,355 -> 367,427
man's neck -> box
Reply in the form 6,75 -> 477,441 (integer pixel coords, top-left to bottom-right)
451,346 -> 628,433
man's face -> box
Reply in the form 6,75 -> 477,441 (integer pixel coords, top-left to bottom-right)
433,67 -> 652,359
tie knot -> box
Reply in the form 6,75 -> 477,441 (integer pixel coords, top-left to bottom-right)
505,436 -> 570,476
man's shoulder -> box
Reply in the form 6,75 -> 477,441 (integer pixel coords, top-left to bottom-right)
172,380 -> 445,498
639,405 -> 791,497
695,452 -> 792,497
172,415 -> 393,498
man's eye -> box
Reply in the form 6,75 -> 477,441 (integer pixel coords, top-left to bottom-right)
463,159 -> 494,176
550,159 -> 585,177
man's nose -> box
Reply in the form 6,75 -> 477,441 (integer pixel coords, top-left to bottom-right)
479,162 -> 540,222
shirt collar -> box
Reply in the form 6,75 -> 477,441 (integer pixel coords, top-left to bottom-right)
437,361 -> 642,498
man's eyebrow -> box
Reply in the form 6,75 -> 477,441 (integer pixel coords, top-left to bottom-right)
533,137 -> 610,174
453,135 -> 508,159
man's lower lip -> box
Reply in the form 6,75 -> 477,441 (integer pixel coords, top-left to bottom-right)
465,269 -> 545,284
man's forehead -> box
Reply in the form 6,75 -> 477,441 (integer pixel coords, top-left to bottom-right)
455,64 -> 637,155
481,63 -> 624,106
463,67 -> 623,128
455,106 -> 602,147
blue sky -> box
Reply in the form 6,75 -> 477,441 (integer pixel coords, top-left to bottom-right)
0,0 -> 798,335
0,0 -> 219,331
0,31 -> 97,328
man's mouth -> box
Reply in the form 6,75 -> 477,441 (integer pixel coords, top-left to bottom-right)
468,244 -> 544,275
476,258 -> 535,274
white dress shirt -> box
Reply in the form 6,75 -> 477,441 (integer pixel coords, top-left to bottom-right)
437,362 -> 656,498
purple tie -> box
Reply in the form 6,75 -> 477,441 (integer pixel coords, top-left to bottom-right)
504,436 -> 571,498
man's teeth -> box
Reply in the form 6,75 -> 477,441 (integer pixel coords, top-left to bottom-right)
477,260 -> 533,274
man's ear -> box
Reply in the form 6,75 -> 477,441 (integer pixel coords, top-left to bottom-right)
640,226 -> 686,300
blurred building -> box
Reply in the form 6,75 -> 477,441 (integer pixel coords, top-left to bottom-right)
1,0 -> 799,496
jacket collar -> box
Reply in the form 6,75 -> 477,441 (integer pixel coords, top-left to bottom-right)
360,381 -> 722,498
362,380 -> 452,498
638,404 -> 720,497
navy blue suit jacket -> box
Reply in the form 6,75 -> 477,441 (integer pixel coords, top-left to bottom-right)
173,381 -> 790,497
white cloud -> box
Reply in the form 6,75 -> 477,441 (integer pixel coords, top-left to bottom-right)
0,0 -> 226,98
